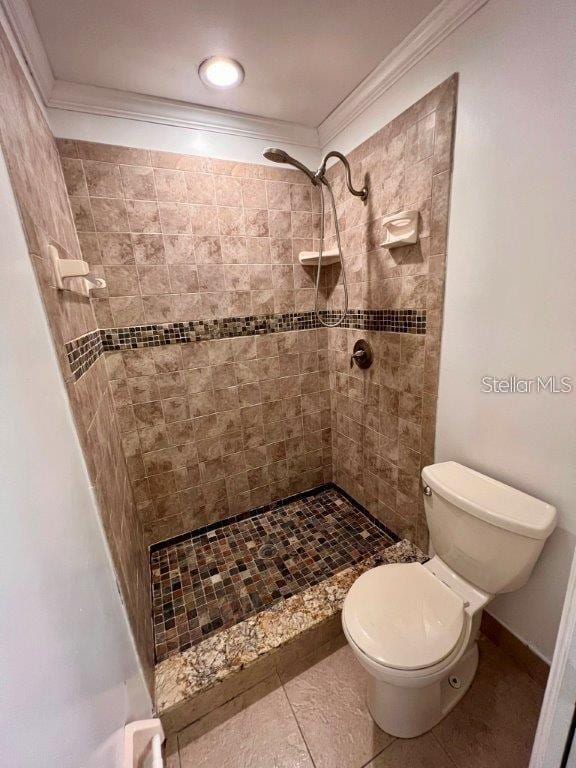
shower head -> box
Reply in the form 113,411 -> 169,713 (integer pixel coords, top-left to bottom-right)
263,147 -> 318,184
263,147 -> 290,163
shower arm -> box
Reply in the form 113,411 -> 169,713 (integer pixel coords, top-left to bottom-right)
315,151 -> 368,201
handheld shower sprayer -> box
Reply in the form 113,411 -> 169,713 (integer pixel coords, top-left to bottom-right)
263,147 -> 368,327
262,148 -> 318,185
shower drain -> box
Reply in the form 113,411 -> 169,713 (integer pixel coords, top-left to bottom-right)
257,540 -> 278,559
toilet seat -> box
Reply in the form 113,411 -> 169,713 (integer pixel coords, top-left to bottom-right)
342,562 -> 465,671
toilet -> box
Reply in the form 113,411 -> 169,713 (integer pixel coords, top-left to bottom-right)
342,461 -> 556,738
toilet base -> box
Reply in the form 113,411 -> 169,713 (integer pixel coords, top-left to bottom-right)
366,643 -> 479,739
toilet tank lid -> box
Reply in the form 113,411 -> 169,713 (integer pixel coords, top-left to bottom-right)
422,462 -> 557,540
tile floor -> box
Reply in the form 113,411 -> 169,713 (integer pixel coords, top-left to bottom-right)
167,635 -> 545,768
151,487 -> 392,661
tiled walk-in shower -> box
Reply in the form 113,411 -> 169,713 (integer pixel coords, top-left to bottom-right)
44,75 -> 458,693
151,486 -> 393,662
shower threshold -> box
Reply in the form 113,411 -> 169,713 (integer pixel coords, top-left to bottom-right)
152,485 -> 425,734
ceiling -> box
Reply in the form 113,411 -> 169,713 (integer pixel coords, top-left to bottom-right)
27,0 -> 441,127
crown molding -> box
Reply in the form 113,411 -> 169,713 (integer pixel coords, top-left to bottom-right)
48,80 -> 320,147
318,0 -> 488,146
0,0 -> 53,100
2,0 -> 486,150
0,0 -> 319,147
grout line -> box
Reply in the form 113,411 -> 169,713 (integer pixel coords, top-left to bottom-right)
149,481 -> 396,554
148,482 -> 333,552
430,730 -> 460,767
167,735 -> 182,768
281,679 -> 318,768
279,650 -> 398,768
119,163 -> 148,324
358,737 -> 397,768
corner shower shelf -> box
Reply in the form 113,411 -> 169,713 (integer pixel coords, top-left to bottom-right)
298,249 -> 340,267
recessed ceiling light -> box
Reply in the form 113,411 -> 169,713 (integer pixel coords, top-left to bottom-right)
198,56 -> 245,90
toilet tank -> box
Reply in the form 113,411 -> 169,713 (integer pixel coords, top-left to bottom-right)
422,462 -> 556,595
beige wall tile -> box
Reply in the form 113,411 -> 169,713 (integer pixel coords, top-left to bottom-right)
91,197 -> 129,232
0,24 -> 153,692
121,165 -> 157,200
153,168 -> 186,202
61,157 -> 88,196
77,141 -> 150,166
60,76 -> 456,551
132,233 -> 165,264
185,172 -> 215,205
70,196 -> 95,232
126,199 -> 161,233
100,232 -> 134,264
84,160 -> 123,198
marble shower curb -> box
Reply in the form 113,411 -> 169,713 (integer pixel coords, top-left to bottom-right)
155,539 -> 425,733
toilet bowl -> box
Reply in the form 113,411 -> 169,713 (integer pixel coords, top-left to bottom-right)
343,461 -> 556,738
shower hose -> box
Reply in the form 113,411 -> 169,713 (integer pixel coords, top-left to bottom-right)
314,180 -> 348,328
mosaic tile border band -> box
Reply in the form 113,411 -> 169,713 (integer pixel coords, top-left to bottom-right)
102,309 -> 426,352
65,328 -> 103,380
65,308 -> 426,380
149,482 -> 400,554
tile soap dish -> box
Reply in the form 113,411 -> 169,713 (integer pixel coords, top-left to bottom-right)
380,210 -> 419,249
299,249 -> 340,267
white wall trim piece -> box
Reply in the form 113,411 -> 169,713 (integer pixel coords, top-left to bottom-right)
48,80 -> 320,147
318,0 -> 489,146
529,547 -> 576,767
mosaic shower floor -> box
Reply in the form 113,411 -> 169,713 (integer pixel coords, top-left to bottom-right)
151,486 -> 394,662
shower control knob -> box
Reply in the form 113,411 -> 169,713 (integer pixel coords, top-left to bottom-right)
350,339 -> 373,369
